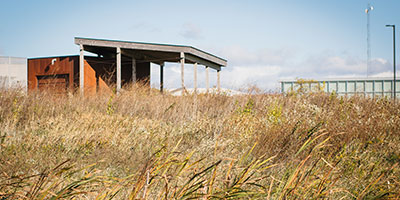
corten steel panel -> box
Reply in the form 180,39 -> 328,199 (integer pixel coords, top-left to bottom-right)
37,74 -> 69,94
84,57 -> 116,86
76,57 -> 113,94
28,56 -> 77,91
80,57 -> 113,94
29,55 -> 150,94
85,57 -> 151,88
84,60 -> 97,95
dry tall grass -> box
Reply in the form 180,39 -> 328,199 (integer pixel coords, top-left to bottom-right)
1,85 -> 399,199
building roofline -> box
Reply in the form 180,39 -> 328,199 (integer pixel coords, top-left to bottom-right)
28,55 -> 79,60
27,55 -> 108,60
74,37 -> 227,67
75,37 -> 188,48
75,37 -> 227,62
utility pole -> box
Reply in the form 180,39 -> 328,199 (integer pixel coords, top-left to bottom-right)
386,25 -> 396,101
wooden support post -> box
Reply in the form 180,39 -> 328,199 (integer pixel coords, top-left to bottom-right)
180,52 -> 185,90
79,44 -> 84,96
205,66 -> 209,92
194,63 -> 197,94
160,63 -> 164,93
116,47 -> 121,94
217,69 -> 221,92
132,57 -> 136,85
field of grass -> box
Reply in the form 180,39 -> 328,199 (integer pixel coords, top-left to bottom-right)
1,86 -> 400,199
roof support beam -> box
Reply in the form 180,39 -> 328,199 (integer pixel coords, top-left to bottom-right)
116,47 -> 121,94
120,49 -> 136,58
121,49 -> 163,64
83,45 -> 115,58
184,54 -> 221,71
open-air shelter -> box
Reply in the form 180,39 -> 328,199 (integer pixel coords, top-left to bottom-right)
75,37 -> 227,94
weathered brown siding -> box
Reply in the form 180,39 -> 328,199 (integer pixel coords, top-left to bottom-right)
28,56 -> 77,92
28,55 -> 150,94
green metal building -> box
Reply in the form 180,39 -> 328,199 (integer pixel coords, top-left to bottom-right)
280,77 -> 400,98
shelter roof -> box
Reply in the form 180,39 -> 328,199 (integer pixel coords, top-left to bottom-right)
75,37 -> 227,70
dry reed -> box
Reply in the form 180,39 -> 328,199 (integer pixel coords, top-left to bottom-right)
0,85 -> 399,199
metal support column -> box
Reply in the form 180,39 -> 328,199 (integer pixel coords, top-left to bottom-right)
116,47 -> 121,94
327,81 -> 330,93
394,27 -> 396,100
373,80 -> 375,98
382,80 -> 385,96
386,24 -> 396,100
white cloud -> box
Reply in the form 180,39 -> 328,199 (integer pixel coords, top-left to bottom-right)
220,46 -> 294,66
278,52 -> 392,79
368,58 -> 391,74
152,46 -> 396,91
221,65 -> 281,91
370,71 -> 400,78
287,52 -> 365,77
218,46 -> 395,90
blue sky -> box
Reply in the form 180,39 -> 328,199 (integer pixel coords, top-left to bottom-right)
1,0 -> 399,91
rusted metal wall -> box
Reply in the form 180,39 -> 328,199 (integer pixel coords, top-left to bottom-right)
28,55 -> 150,94
28,56 -> 77,92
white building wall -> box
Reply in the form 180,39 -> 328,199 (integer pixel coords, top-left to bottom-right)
0,56 -> 27,89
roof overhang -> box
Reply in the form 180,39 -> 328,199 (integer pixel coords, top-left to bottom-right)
74,37 -> 227,70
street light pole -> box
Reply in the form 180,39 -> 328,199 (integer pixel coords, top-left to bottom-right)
386,25 -> 396,101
